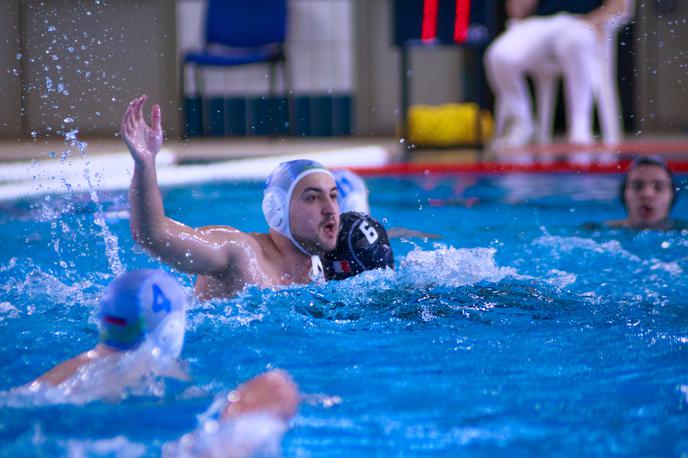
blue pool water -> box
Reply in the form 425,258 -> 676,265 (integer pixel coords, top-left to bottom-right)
0,173 -> 687,456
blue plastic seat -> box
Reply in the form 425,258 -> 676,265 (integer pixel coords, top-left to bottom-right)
181,0 -> 290,136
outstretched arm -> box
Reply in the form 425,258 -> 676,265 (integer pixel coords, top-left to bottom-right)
122,96 -> 246,274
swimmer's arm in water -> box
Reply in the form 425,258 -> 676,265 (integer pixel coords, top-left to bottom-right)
34,344 -> 116,386
122,96 -> 256,275
222,370 -> 299,421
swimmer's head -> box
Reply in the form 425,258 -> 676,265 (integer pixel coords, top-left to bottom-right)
620,156 -> 677,227
262,159 -> 338,255
333,169 -> 370,215
324,212 -> 394,280
98,269 -> 186,358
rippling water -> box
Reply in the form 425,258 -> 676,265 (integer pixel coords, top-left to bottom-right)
0,174 -> 686,457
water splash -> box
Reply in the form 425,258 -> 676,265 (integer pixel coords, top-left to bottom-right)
88,188 -> 124,276
0,302 -> 19,321
65,436 -> 147,458
0,266 -> 100,311
164,411 -> 289,458
398,245 -> 518,288
0,339 -> 188,407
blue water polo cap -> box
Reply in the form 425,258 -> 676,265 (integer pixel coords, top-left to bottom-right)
333,169 -> 370,215
98,269 -> 186,354
262,159 -> 335,255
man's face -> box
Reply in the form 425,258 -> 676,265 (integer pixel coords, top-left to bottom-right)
289,173 -> 340,254
624,165 -> 673,228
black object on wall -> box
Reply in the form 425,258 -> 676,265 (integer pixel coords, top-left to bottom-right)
392,0 -> 498,152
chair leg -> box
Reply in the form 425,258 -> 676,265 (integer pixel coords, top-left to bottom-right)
194,65 -> 205,137
282,57 -> 293,136
179,62 -> 186,137
596,50 -> 622,145
534,73 -> 557,145
269,62 -> 277,98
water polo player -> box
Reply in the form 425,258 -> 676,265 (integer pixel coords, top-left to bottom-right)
606,156 -> 679,230
122,96 -> 339,299
34,269 -> 187,386
324,211 -> 395,280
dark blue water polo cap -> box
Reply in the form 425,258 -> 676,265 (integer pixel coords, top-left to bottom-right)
324,212 -> 394,280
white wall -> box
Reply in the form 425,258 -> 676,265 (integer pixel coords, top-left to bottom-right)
0,1 -> 22,138
0,0 -> 178,138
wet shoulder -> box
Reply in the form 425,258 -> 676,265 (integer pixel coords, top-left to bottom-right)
197,225 -> 256,243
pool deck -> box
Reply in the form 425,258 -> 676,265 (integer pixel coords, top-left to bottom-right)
1,135 -> 688,166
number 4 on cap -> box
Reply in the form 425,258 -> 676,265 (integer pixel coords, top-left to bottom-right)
152,284 -> 171,313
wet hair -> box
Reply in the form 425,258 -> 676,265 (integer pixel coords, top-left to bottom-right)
620,155 -> 677,209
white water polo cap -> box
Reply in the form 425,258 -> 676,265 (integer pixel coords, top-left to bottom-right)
98,269 -> 187,358
262,159 -> 335,256
333,169 -> 370,215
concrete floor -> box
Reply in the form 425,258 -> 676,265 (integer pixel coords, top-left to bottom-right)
1,134 -> 687,165
0,136 -> 405,164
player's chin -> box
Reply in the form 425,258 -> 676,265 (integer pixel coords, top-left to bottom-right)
317,232 -> 338,252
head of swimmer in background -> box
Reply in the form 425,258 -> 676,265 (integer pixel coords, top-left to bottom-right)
324,212 -> 394,280
333,169 -> 371,215
262,160 -> 339,256
620,156 -> 677,229
98,269 -> 187,358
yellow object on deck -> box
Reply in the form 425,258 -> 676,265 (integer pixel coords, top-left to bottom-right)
407,103 -> 493,147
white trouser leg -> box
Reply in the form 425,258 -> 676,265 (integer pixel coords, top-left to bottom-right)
484,16 -> 570,144
551,18 -> 599,144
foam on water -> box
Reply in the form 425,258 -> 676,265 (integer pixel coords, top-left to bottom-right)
0,339 -> 189,408
65,436 -> 147,458
165,413 -> 288,458
398,245 -> 519,287
533,233 -> 641,259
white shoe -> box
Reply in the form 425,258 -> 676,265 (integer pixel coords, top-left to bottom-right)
490,119 -> 533,151
595,151 -> 618,165
569,151 -> 593,166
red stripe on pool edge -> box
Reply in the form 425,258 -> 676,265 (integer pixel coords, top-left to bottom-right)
345,161 -> 688,176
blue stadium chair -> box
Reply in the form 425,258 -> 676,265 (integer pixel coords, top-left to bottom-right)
181,0 -> 290,136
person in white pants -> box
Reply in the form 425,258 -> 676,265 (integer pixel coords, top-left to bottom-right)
485,0 -> 625,152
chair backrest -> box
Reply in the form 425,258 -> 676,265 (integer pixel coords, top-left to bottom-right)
205,0 -> 287,48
